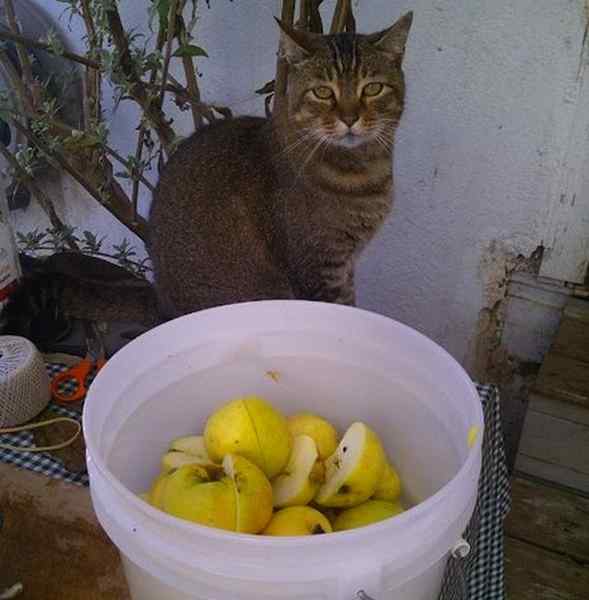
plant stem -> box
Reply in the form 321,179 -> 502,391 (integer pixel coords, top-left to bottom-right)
178,15 -> 203,129
9,118 -> 147,240
105,5 -> 175,150
80,0 -> 102,127
3,0 -> 35,97
102,145 -> 155,192
274,0 -> 297,116
330,0 -> 352,33
0,30 -> 101,69
0,49 -> 34,114
158,0 -> 180,108
0,142 -> 79,251
129,22 -> 166,223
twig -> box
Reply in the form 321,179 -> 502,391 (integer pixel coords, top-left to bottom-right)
274,0 -> 297,116
130,23 -> 166,221
9,118 -> 147,239
3,0 -> 35,96
158,0 -> 179,107
309,0 -> 325,33
105,5 -> 175,150
0,49 -> 34,114
177,15 -> 203,129
0,30 -> 100,69
103,145 -> 155,192
80,0 -> 102,126
0,142 -> 79,251
330,0 -> 352,34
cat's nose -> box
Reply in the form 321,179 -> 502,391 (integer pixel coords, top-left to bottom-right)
340,114 -> 360,128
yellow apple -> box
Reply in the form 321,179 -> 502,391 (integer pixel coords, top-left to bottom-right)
160,464 -> 236,530
314,422 -> 386,508
372,460 -> 402,502
287,413 -> 339,460
333,499 -> 404,531
204,395 -> 292,478
148,471 -> 173,509
223,454 -> 273,534
272,435 -> 324,508
263,506 -> 333,536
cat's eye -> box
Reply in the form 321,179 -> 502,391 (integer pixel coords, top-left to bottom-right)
312,86 -> 334,100
363,82 -> 385,97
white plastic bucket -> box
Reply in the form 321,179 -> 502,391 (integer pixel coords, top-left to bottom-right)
83,301 -> 483,600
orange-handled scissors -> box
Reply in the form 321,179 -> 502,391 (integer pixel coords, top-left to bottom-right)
51,320 -> 107,404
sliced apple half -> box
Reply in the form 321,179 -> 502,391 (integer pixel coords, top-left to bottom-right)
314,422 -> 385,508
287,413 -> 339,460
223,453 -> 273,534
272,434 -> 325,508
161,435 -> 217,473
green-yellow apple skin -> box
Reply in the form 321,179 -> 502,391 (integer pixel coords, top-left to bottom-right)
204,395 -> 292,478
263,506 -> 333,536
333,499 -> 404,531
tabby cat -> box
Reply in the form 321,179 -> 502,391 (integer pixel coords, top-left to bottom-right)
148,12 -> 413,320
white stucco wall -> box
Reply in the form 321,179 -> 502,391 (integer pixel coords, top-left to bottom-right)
16,0 -> 589,370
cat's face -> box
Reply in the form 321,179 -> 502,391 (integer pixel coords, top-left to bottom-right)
279,13 -> 413,150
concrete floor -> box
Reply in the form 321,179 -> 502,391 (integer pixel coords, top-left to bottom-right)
0,463 -> 130,599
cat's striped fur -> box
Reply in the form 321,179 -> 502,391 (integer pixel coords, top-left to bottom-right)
148,13 -> 413,318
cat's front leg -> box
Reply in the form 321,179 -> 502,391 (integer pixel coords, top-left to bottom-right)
291,260 -> 356,306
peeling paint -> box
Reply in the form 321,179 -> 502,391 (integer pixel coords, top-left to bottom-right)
472,241 -> 544,381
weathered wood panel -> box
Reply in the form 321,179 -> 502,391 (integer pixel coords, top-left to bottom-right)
505,537 -> 589,600
534,353 -> 589,409
517,410 -> 589,475
552,318 -> 589,364
528,393 -> 589,427
505,477 -> 589,563
515,455 -> 589,494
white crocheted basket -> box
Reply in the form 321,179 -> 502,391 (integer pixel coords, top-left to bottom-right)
0,336 -> 50,428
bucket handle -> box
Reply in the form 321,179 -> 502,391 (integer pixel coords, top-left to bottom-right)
354,538 -> 471,600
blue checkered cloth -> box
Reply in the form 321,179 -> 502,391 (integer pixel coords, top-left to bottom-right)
440,383 -> 511,600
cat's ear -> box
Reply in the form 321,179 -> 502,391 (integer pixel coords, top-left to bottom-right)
367,12 -> 413,62
275,18 -> 320,65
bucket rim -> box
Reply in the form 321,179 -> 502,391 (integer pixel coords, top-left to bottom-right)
83,300 -> 484,547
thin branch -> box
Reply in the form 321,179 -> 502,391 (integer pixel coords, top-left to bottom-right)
130,23 -> 166,222
330,0 -> 352,34
0,30 -> 101,69
3,0 -> 35,94
274,0 -> 297,116
105,5 -> 175,150
178,15 -> 203,129
0,142 -> 79,251
0,49 -> 34,114
10,118 -> 147,239
158,0 -> 179,107
80,0 -> 102,126
309,0 -> 325,33
103,145 -> 155,192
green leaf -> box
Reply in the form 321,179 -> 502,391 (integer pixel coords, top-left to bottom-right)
173,44 -> 208,58
115,171 -> 131,179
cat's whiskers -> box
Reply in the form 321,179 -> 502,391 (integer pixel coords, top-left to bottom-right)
277,128 -> 316,159
293,135 -> 329,184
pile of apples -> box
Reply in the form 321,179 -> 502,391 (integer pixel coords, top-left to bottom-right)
140,395 -> 405,535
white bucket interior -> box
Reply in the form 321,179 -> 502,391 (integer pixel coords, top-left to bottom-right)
84,301 -> 484,600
